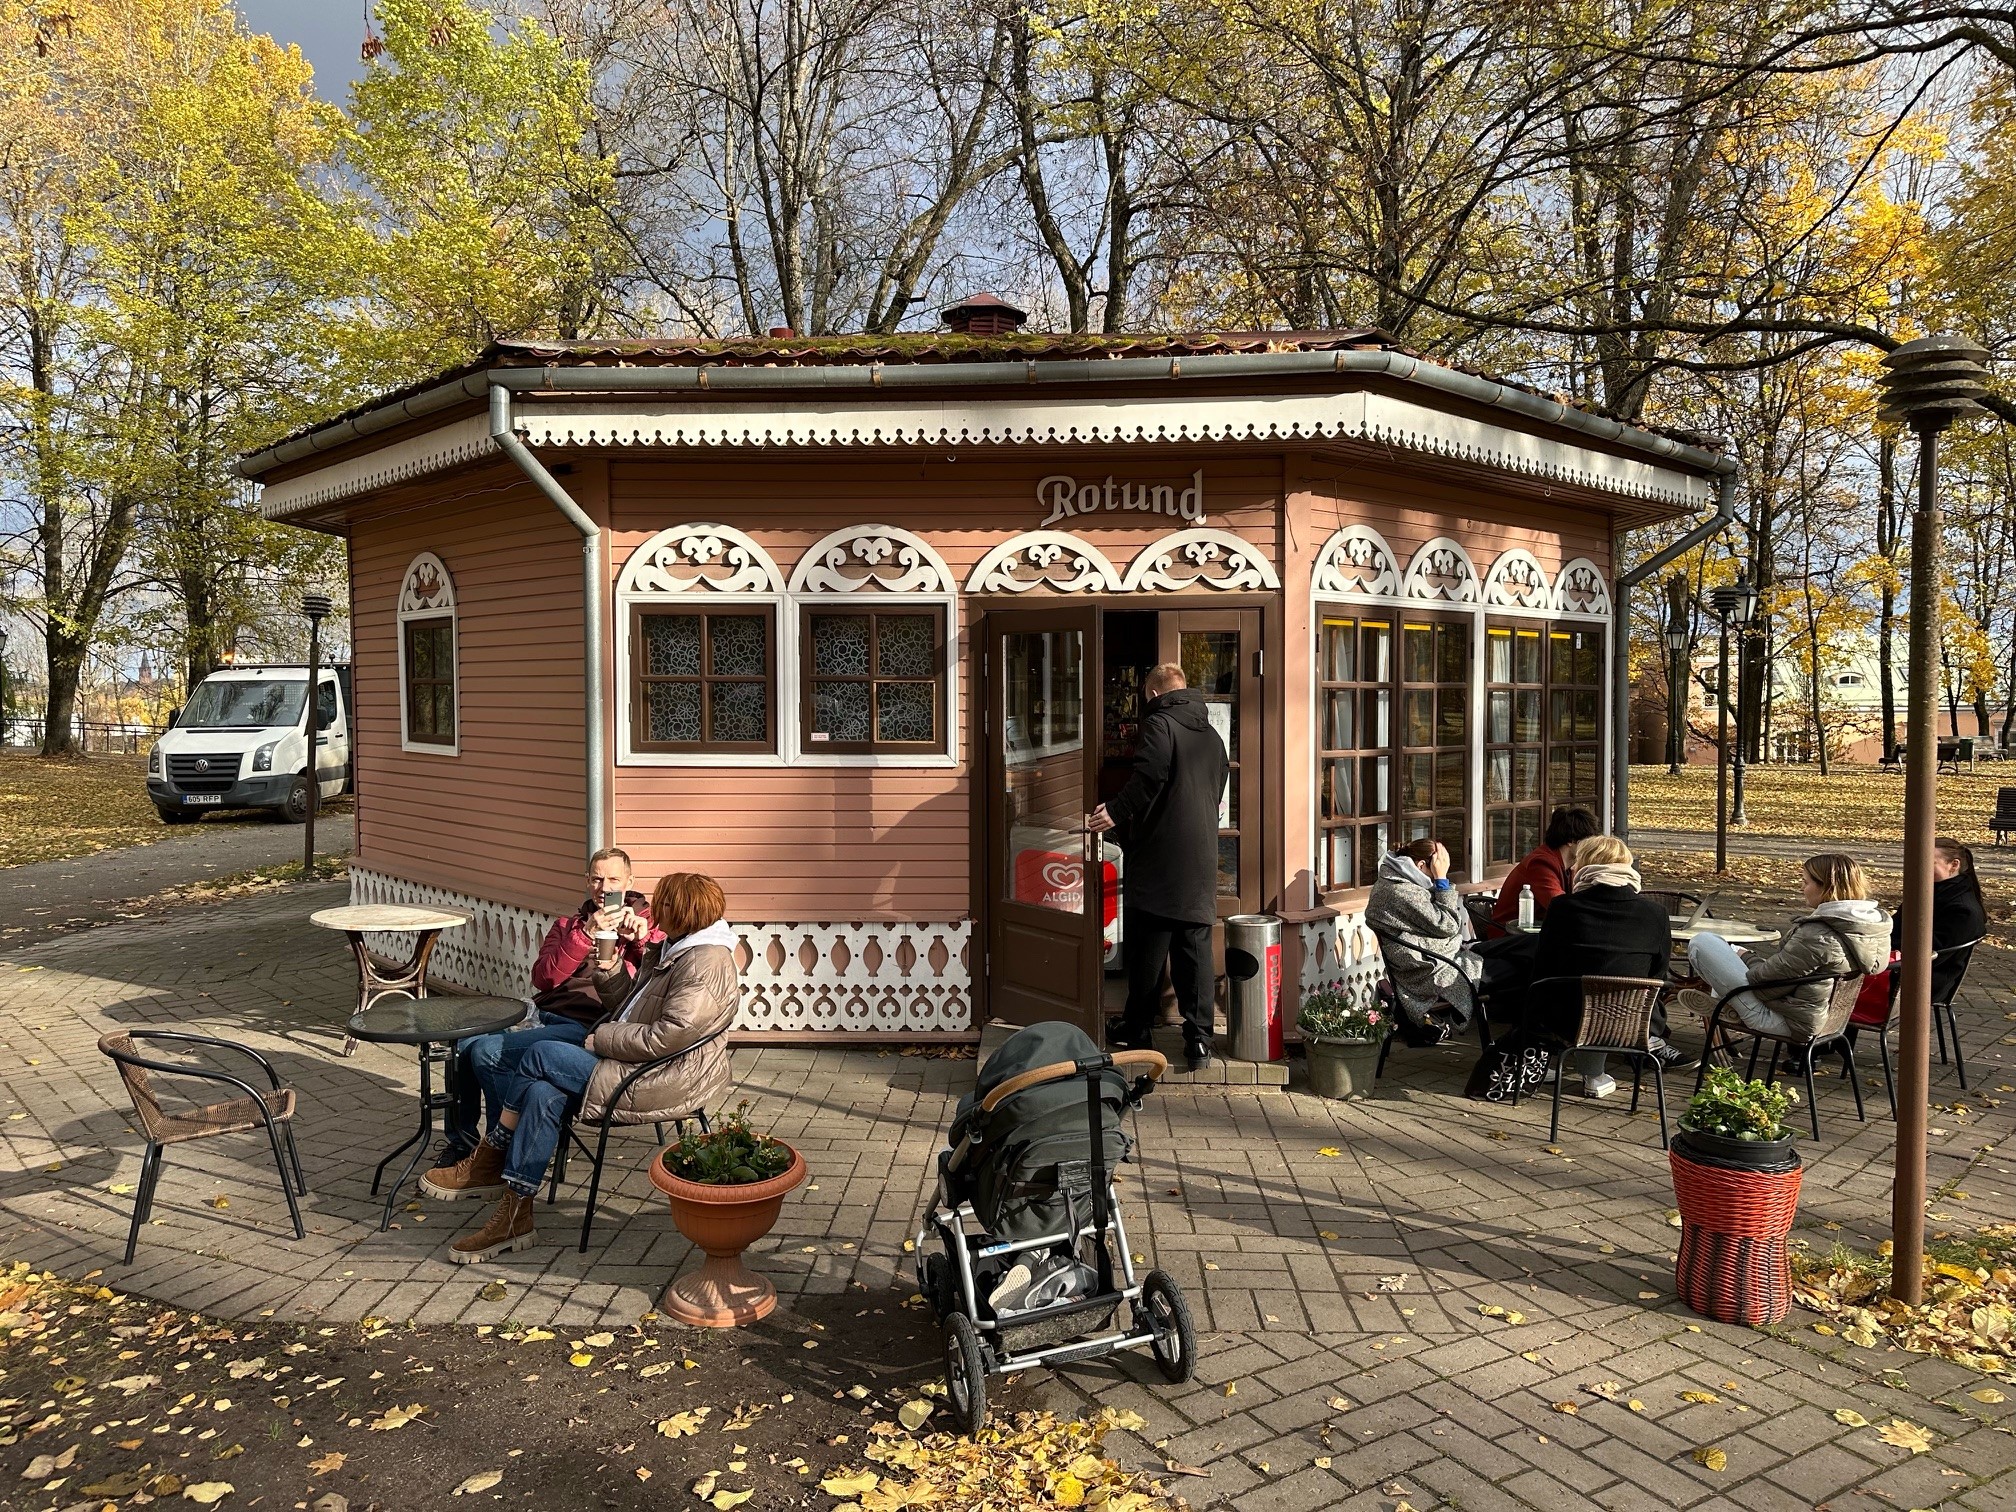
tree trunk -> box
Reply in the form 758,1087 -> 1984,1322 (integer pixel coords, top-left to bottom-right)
41,629 -> 83,758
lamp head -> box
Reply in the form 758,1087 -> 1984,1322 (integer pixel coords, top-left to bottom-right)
300,593 -> 334,623
1878,335 -> 1991,433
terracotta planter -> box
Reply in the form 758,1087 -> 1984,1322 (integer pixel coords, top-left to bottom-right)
649,1144 -> 807,1327
1304,1037 -> 1380,1100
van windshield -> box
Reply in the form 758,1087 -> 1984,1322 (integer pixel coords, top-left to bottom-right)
179,678 -> 307,730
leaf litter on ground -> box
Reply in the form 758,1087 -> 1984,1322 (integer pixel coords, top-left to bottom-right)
819,1405 -> 1166,1510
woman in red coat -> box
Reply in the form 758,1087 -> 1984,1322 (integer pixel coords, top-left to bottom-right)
1490,806 -> 1600,932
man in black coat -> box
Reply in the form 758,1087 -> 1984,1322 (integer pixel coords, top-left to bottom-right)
1088,662 -> 1230,1071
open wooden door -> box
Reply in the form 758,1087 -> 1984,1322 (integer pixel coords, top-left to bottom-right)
983,606 -> 1108,1038
1159,607 -> 1262,920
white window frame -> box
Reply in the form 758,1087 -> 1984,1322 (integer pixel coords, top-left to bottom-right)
397,551 -> 459,757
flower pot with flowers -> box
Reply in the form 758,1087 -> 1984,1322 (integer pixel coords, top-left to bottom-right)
1297,982 -> 1385,1100
1668,1068 -> 1804,1326
650,1102 -> 807,1327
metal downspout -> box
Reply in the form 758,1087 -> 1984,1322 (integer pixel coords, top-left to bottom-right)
489,385 -> 608,856
1612,463 -> 1739,841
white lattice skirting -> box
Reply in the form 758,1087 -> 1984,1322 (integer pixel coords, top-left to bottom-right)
348,868 -> 972,1033
1298,908 -> 1386,1012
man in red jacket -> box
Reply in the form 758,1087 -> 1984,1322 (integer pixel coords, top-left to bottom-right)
425,848 -> 659,1196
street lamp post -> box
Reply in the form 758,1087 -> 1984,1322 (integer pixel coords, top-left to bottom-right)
1727,573 -> 1760,827
1708,572 -> 1756,872
300,595 -> 333,876
1664,574 -> 1692,774
1879,335 -> 1991,1307
0,625 -> 9,748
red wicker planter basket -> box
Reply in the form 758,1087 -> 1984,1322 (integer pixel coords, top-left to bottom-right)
1669,1143 -> 1804,1326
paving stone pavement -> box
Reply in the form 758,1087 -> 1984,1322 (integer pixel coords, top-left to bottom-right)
2,882 -> 2015,1508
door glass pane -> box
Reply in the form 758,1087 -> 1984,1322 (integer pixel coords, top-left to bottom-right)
1486,751 -> 1510,802
1488,690 -> 1511,743
1403,624 -> 1434,682
1403,752 -> 1432,810
1359,823 -> 1388,878
1362,623 -> 1392,681
1217,835 -> 1239,895
1515,629 -> 1543,683
1514,750 -> 1541,800
1514,805 -> 1540,856
1325,691 -> 1355,749
1487,628 -> 1512,683
1435,749 -> 1464,807
1181,631 -> 1238,694
1362,689 -> 1390,746
1434,809 -> 1466,865
1550,632 -> 1574,684
1577,633 -> 1602,685
1403,690 -> 1434,746
1360,754 -> 1390,813
1324,756 -> 1353,819
1437,689 -> 1466,745
1003,629 -> 1087,916
1515,690 -> 1541,742
1489,809 -> 1513,865
1437,623 -> 1467,683
1323,619 -> 1356,681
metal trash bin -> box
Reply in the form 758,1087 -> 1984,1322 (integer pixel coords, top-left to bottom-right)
1224,914 -> 1284,1061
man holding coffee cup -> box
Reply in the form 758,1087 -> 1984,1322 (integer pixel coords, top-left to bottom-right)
423,847 -> 658,1198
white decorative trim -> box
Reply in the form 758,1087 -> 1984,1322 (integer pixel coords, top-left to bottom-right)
1297,908 -> 1385,1014
505,393 -> 1717,511
1552,557 -> 1612,620
616,524 -> 785,595
1481,548 -> 1554,615
737,921 -> 972,1032
1402,536 -> 1480,604
396,553 -> 459,757
258,414 -> 498,519
347,868 -> 970,1031
1312,524 -> 1402,601
966,531 -> 1125,594
1120,528 -> 1280,592
787,525 -> 955,595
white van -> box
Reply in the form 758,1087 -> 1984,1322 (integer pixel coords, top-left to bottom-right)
146,664 -> 352,824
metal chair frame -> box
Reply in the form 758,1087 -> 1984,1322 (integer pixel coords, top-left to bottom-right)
1846,936 -> 1983,1108
546,1020 -> 730,1251
1521,975 -> 1669,1147
1691,972 -> 1866,1140
98,1031 -> 308,1264
1368,928 -> 1494,1074
1640,890 -> 1705,920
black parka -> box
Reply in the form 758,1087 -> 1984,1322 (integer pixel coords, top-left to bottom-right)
1106,688 -> 1230,924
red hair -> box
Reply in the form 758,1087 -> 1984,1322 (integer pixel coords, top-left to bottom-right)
650,873 -> 727,941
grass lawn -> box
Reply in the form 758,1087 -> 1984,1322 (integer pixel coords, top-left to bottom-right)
0,750 -> 172,867
1627,763 -> 2006,847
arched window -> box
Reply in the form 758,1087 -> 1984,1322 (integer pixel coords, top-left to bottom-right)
397,552 -> 457,755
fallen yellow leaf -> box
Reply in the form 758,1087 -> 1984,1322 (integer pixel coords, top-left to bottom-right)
453,1471 -> 503,1495
1693,1446 -> 1727,1472
182,1483 -> 235,1505
820,1471 -> 879,1495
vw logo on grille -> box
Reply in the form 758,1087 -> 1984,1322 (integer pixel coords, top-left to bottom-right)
194,759 -> 211,772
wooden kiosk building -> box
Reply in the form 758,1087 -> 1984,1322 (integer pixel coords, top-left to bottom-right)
239,319 -> 1733,1044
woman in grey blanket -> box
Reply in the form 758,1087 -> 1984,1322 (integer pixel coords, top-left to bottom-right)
1364,838 -> 1526,1040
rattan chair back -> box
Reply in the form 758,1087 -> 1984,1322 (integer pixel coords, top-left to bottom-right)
1572,976 -> 1664,1053
100,1034 -> 173,1142
1642,890 -> 1704,919
1811,974 -> 1865,1042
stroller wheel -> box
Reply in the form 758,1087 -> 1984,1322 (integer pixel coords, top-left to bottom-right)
922,1253 -> 956,1321
1137,1270 -> 1197,1383
942,1312 -> 989,1435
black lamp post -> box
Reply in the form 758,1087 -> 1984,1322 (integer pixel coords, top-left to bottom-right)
0,624 -> 9,747
1707,570 -> 1756,871
1878,334 -> 1991,1308
1663,574 -> 1691,774
1727,572 -> 1761,827
301,594 -> 333,875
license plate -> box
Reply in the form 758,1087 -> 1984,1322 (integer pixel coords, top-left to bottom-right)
182,794 -> 222,806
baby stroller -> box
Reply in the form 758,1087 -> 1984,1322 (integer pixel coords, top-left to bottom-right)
914,1022 -> 1198,1433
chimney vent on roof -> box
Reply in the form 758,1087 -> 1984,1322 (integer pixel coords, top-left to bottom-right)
767,325 -> 794,338
941,293 -> 1028,335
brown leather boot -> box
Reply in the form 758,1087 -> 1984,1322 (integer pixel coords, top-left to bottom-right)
449,1192 -> 535,1264
421,1141 -> 507,1202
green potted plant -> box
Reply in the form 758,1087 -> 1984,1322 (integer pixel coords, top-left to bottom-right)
649,1103 -> 807,1328
1297,980 -> 1386,1100
1669,1068 -> 1804,1326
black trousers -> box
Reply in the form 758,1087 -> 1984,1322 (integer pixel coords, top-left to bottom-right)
1120,908 -> 1214,1047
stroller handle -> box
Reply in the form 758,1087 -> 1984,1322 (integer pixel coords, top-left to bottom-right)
978,1049 -> 1167,1113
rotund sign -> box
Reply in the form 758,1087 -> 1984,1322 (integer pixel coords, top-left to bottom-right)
1038,471 -> 1205,528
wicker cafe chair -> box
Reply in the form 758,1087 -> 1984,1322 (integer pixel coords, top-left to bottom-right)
1463,891 -> 1500,938
1368,928 -> 1495,1076
1690,973 -> 1867,1141
547,1020 -> 730,1252
1641,890 -> 1706,923
1522,976 -> 1670,1148
97,1031 -> 307,1264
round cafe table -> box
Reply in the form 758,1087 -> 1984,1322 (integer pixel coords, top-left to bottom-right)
310,904 -> 471,1057
1669,915 -> 1780,947
347,995 -> 528,1231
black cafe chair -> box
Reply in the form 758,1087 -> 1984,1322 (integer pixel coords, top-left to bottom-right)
1692,973 -> 1866,1140
1369,928 -> 1495,1076
547,1020 -> 729,1252
98,1031 -> 308,1264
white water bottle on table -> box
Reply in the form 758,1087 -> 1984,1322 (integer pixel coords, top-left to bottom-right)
1516,885 -> 1535,931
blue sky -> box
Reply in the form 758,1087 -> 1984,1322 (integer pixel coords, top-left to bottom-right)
235,1 -> 369,99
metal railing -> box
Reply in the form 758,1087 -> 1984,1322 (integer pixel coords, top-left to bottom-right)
0,716 -> 167,755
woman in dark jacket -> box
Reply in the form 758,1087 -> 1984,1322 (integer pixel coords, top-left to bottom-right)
1470,836 -> 1675,1101
1892,836 -> 1988,1004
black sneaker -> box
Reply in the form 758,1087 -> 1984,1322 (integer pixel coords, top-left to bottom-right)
1105,1018 -> 1154,1052
1185,1043 -> 1212,1074
1649,1040 -> 1698,1072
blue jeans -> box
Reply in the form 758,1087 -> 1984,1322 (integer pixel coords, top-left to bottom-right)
1689,933 -> 1796,1036
448,1014 -> 587,1151
501,1040 -> 600,1198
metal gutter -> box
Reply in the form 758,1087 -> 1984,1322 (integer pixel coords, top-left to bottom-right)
238,349 -> 1734,482
1611,461 -> 1740,841
488,385 -> 608,857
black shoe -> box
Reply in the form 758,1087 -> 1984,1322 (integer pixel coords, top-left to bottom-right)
1649,1041 -> 1697,1072
1105,1017 -> 1153,1052
1185,1043 -> 1212,1073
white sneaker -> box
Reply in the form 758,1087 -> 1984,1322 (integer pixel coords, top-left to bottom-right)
987,1262 -> 1032,1312
1582,1073 -> 1618,1099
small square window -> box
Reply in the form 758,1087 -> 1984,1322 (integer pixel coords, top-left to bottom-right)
632,606 -> 775,753
801,608 -> 947,754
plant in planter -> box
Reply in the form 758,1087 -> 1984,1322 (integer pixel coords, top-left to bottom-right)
650,1102 -> 807,1327
1297,980 -> 1385,1100
1669,1068 -> 1804,1326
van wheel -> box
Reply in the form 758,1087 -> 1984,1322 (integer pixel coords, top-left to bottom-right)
156,807 -> 198,825
277,778 -> 310,823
